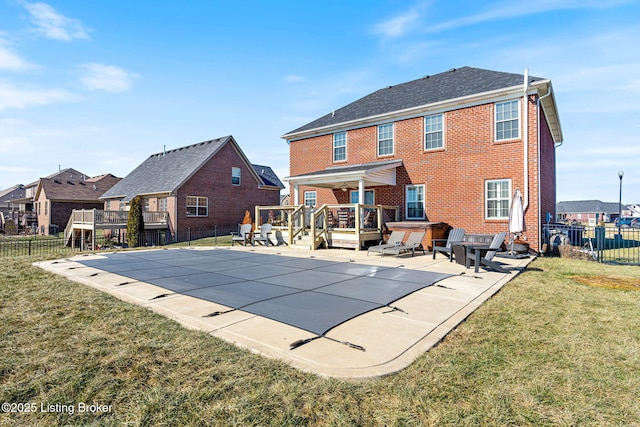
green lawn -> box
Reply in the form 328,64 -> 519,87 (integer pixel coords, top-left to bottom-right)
1,255 -> 639,426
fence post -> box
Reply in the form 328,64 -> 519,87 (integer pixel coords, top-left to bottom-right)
188,227 -> 191,246
28,239 -> 31,256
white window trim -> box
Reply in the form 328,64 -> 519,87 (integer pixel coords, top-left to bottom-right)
494,99 -> 520,142
349,189 -> 375,205
333,132 -> 347,162
405,184 -> 425,220
377,123 -> 394,157
232,167 -> 241,186
186,196 -> 209,217
304,190 -> 316,207
485,179 -> 511,219
424,113 -> 444,150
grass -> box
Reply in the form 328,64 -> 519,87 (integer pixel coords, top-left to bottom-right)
1,255 -> 639,426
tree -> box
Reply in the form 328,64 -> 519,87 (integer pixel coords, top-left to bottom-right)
241,210 -> 253,231
127,196 -> 145,247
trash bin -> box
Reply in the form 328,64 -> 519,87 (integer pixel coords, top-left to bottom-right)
595,226 -> 605,250
49,224 -> 59,235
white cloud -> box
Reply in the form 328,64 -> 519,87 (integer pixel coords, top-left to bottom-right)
0,80 -> 76,111
284,75 -> 304,83
24,2 -> 90,41
79,63 -> 139,92
0,38 -> 34,71
374,9 -> 421,38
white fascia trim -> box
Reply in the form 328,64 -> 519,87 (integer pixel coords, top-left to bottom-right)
283,81 -> 551,142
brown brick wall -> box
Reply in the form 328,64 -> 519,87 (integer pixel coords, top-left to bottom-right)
176,142 -> 280,230
290,94 -> 553,249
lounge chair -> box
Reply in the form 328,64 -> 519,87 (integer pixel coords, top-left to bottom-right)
382,231 -> 426,257
231,223 -> 253,246
465,231 -> 508,273
253,223 -> 273,246
367,230 -> 406,256
432,228 -> 466,261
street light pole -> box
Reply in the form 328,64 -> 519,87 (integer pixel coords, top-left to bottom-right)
618,170 -> 624,233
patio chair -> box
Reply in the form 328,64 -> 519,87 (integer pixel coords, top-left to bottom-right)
465,231 -> 508,273
432,228 -> 466,262
231,223 -> 253,246
382,231 -> 426,257
253,223 -> 273,246
363,209 -> 376,228
367,230 -> 406,256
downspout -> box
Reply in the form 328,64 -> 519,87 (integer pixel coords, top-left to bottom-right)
537,86 -> 554,251
523,68 -> 529,211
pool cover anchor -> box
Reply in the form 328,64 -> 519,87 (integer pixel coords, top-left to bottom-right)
289,335 -> 366,352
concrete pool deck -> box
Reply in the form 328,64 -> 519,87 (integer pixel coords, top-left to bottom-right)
35,245 -> 533,378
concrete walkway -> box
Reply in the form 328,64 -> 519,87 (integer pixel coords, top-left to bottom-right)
35,246 -> 532,378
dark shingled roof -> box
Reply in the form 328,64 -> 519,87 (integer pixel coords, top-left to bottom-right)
285,66 -> 545,136
102,136 -> 283,202
557,200 -> 627,215
252,164 -> 284,188
38,174 -> 121,202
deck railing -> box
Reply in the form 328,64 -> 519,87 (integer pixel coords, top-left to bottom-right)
69,209 -> 169,226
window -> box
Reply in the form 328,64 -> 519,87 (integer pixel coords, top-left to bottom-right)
486,179 -> 511,219
106,200 -> 111,211
425,114 -> 443,150
378,123 -> 394,156
232,167 -> 241,185
495,100 -> 519,141
406,185 -> 425,219
144,198 -> 150,212
350,190 -> 374,205
186,196 -> 208,217
304,191 -> 316,207
333,132 -> 346,162
44,201 -> 48,216
158,197 -> 167,212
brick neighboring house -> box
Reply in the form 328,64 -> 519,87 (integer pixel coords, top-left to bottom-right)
34,174 -> 122,235
99,135 -> 284,238
282,66 -> 563,250
556,200 -> 631,225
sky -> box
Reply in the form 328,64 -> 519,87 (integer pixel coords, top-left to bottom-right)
1,0 -> 639,204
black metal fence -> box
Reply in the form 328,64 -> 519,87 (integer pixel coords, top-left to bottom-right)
0,226 -> 238,258
543,223 -> 640,265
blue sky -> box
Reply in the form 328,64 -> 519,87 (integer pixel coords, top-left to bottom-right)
1,0 -> 639,204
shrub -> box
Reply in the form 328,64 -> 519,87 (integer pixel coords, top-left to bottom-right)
127,196 -> 145,247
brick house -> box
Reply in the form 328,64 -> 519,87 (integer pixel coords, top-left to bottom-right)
282,67 -> 563,251
556,200 -> 631,225
34,174 -> 122,235
99,135 -> 284,240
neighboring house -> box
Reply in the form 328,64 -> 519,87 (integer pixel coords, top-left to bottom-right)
0,184 -> 25,211
282,66 -> 563,250
34,174 -> 122,235
99,135 -> 284,237
9,168 -> 88,230
556,200 -> 631,224
626,204 -> 640,217
280,194 -> 291,206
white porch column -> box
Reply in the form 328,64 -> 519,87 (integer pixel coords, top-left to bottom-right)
358,178 -> 365,204
293,184 -> 299,205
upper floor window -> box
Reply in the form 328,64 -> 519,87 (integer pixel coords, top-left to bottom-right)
425,114 -> 444,150
105,200 -> 111,211
232,167 -> 241,185
333,132 -> 346,162
406,185 -> 425,219
485,179 -> 511,219
187,196 -> 208,217
158,197 -> 167,212
304,191 -> 316,207
144,198 -> 150,212
378,123 -> 394,156
495,100 -> 519,141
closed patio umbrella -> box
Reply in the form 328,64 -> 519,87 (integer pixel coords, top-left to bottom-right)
508,189 -> 524,254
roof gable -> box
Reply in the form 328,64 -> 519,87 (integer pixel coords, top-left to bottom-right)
283,66 -> 561,142
101,136 -> 283,201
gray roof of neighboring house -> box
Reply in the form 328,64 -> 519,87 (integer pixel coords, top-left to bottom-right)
557,200 -> 627,214
252,164 -> 284,188
101,136 -> 283,202
0,185 -> 25,201
285,66 -> 545,137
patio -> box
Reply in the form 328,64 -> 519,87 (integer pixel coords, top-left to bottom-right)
35,245 -> 532,378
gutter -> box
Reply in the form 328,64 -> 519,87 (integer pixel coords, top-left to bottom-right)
523,68 -> 529,211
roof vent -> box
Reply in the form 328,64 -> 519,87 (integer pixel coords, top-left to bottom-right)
67,181 -> 74,185
79,182 -> 86,186
54,180 -> 62,184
